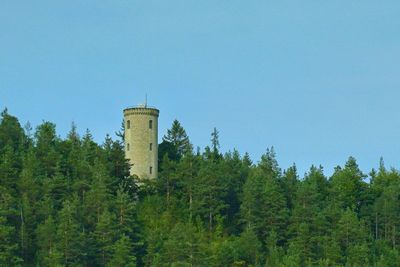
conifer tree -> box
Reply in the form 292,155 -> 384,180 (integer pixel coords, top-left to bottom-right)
56,200 -> 83,265
108,234 -> 137,267
0,108 -> 25,155
36,216 -> 62,266
94,210 -> 116,265
330,157 -> 367,211
161,222 -> 209,266
281,164 -> 298,212
176,149 -> 200,222
240,148 -> 288,242
194,156 -> 227,232
34,121 -> 60,178
0,216 -> 22,266
84,161 -> 111,225
0,187 -> 22,265
162,119 -> 192,160
158,154 -> 178,207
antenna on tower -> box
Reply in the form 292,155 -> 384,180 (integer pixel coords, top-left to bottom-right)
145,94 -> 148,108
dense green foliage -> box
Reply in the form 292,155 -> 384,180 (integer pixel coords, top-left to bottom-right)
1,109 -> 400,266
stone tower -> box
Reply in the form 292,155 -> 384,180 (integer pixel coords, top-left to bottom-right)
123,105 -> 159,179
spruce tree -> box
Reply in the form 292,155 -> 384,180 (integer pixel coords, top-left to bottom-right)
162,119 -> 192,160
108,234 -> 137,267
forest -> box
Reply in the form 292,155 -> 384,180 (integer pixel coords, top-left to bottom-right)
1,108 -> 400,267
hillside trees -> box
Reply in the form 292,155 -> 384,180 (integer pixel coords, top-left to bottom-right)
1,110 -> 400,266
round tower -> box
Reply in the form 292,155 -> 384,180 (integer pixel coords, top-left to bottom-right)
123,105 -> 159,179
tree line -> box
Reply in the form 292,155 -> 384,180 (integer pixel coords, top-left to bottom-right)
1,109 -> 400,266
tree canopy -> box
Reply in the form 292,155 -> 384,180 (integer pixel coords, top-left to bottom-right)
1,109 -> 400,266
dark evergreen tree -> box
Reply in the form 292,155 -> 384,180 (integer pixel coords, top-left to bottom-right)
330,157 -> 367,212
36,216 -> 62,266
34,121 -> 60,178
161,119 -> 192,161
56,200 -> 84,265
0,186 -> 22,265
240,148 -> 288,243
108,234 -> 137,267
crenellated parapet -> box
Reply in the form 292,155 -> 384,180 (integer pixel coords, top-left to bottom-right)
123,107 -> 159,117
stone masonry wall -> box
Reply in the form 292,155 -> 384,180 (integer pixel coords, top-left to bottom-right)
123,107 -> 159,179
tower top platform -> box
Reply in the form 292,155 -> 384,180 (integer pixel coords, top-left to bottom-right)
123,106 -> 159,116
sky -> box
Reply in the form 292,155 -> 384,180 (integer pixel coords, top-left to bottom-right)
1,1 -> 400,177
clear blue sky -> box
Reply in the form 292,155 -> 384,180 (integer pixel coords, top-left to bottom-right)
1,1 -> 400,176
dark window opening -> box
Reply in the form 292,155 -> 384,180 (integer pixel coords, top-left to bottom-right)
127,143 -> 130,151
150,166 -> 153,174
149,120 -> 153,129
150,143 -> 153,151
127,120 -> 130,129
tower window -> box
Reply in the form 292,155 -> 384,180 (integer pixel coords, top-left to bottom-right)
149,143 -> 153,151
150,166 -> 153,174
149,120 -> 153,129
127,143 -> 130,151
127,120 -> 130,129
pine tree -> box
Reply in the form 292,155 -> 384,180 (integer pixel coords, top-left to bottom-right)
211,127 -> 220,157
221,150 -> 249,234
265,230 -> 283,267
318,236 -> 342,266
0,109 -> 25,196
281,164 -> 298,212
104,138 -> 130,189
330,157 -> 367,212
288,166 -> 329,259
240,150 -> 288,243
161,222 -> 209,266
115,187 -> 136,235
333,208 -> 368,258
0,187 -> 22,265
19,193 -> 36,263
0,145 -> 20,196
0,216 -> 22,266
84,161 -> 111,226
36,216 -> 62,266
158,154 -> 178,207
346,242 -> 370,266
162,119 -> 192,160
287,223 -> 313,265
34,121 -> 60,178
0,108 -> 25,155
108,234 -> 137,267
240,170 -> 265,233
194,157 -> 228,232
94,210 -> 116,265
233,228 -> 262,266
176,149 -> 200,223
56,200 -> 83,265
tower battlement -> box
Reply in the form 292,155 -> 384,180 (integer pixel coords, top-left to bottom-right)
123,107 -> 159,116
